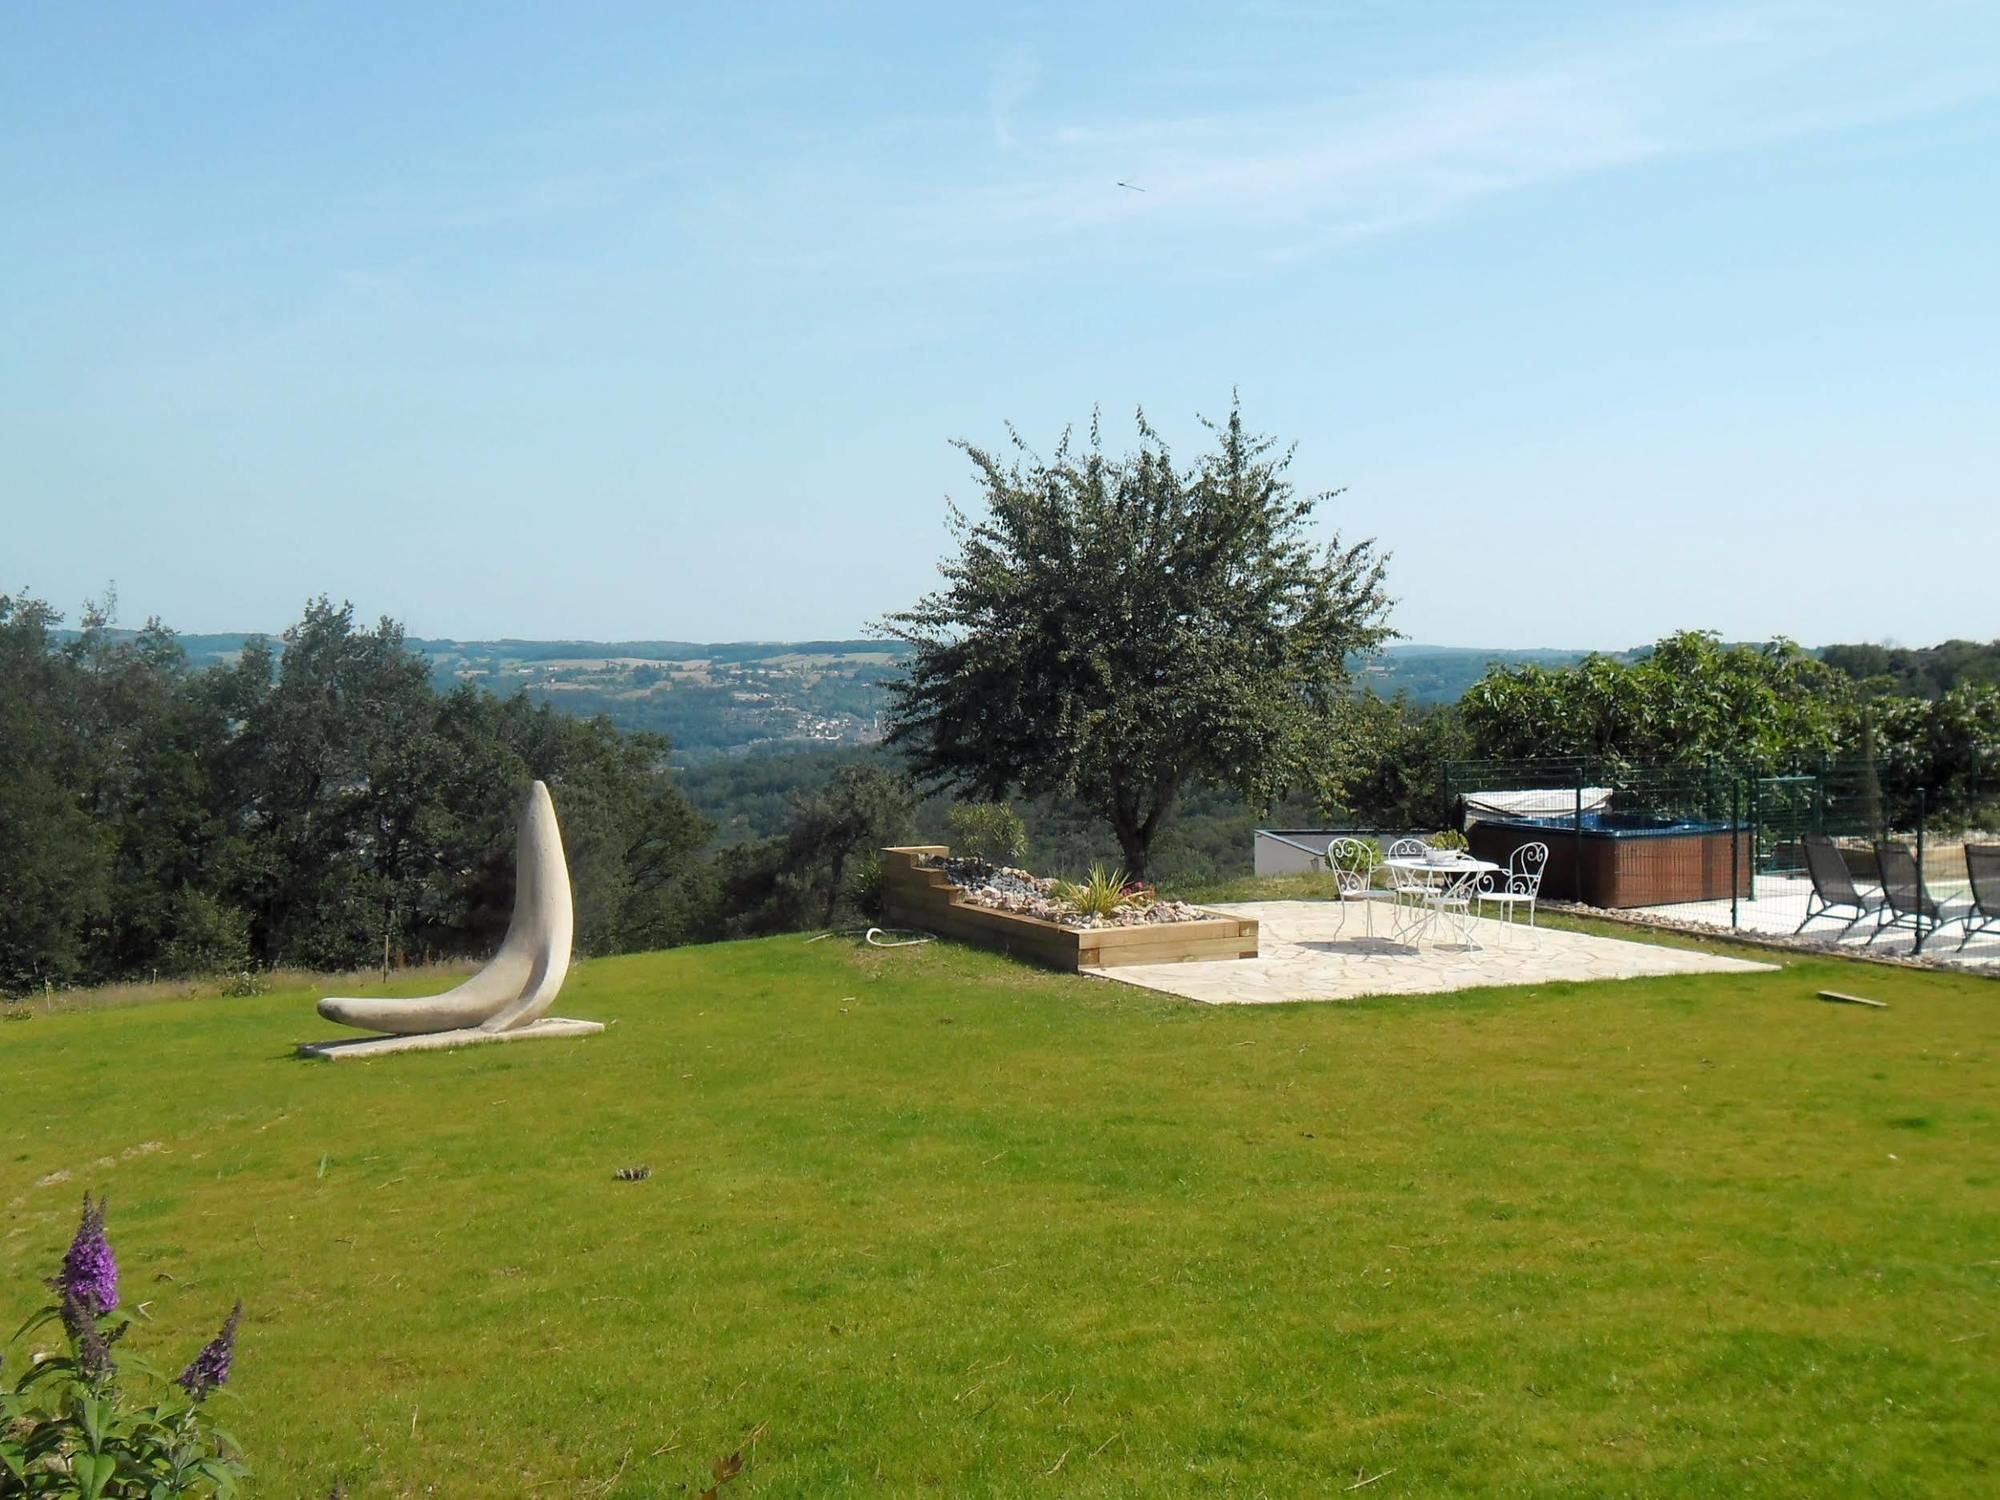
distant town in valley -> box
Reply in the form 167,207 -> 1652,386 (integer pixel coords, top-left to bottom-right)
74,631 -> 1603,761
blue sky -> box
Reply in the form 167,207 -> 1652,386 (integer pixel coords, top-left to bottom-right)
4,1 -> 1996,649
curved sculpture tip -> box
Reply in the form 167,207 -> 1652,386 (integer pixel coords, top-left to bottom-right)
316,779 -> 575,1036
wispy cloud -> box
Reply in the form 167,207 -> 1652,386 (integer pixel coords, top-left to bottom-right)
813,0 -> 2000,273
987,45 -> 1038,151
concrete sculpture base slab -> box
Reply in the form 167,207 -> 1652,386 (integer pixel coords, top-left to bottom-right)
297,1017 -> 604,1060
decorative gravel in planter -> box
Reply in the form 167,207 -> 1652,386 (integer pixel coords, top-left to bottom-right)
924,857 -> 1214,928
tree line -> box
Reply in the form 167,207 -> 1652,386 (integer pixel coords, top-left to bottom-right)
1458,631 -> 2000,825
9,584 -> 1990,1000
0,593 -> 897,995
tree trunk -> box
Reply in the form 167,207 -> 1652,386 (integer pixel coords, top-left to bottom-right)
1118,832 -> 1152,882
1113,770 -> 1186,885
1110,814 -> 1152,882
1107,767 -> 1148,882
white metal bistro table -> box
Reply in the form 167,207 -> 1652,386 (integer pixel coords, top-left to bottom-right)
1383,854 -> 1501,950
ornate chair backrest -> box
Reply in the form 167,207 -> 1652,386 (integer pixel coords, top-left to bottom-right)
1324,836 -> 1379,899
1384,837 -> 1432,900
1508,841 -> 1550,895
1801,833 -> 1863,906
1964,845 -> 1999,917
1873,841 -> 1938,919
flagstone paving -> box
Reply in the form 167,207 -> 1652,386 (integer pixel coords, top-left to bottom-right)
1645,872 -> 2000,969
1083,899 -> 1775,1004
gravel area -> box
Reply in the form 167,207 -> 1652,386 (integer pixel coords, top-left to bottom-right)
925,857 -> 1213,928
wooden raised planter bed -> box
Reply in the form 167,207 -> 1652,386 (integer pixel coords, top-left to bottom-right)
879,846 -> 1259,972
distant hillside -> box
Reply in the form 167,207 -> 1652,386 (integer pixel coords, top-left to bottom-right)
62,625 -> 1976,763
408,637 -> 906,758
66,631 -> 911,762
55,629 -> 1608,760
1357,644 -> 1596,703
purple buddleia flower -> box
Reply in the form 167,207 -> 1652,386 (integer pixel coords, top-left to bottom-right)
62,1289 -> 116,1385
177,1301 -> 242,1400
49,1193 -> 119,1317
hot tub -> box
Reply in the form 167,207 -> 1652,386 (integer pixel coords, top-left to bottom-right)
1467,810 -> 1751,909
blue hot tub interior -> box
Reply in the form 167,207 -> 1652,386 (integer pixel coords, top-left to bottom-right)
1495,810 -> 1733,838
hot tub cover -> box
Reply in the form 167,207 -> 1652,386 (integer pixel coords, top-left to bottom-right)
1462,787 -> 1612,827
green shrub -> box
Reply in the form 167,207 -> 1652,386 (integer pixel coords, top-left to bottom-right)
847,852 -> 886,921
157,892 -> 252,980
946,803 -> 1027,866
217,970 -> 267,999
1429,829 -> 1470,853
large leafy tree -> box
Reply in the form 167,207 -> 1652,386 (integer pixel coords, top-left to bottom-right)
1459,632 -> 1854,773
880,402 -> 1392,879
1870,683 -> 2000,827
225,599 -> 444,967
1337,693 -> 1473,829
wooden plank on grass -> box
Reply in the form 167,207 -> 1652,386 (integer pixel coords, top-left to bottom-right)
1086,916 -> 1253,948
1817,990 -> 1887,1009
1084,931 -> 1260,965
1085,938 -> 1261,968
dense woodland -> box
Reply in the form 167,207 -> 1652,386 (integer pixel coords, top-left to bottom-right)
0,594 -> 726,993
1817,639 -> 2000,700
4,586 -> 1994,996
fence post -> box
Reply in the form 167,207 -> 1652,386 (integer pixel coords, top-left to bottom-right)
1573,765 -> 1585,906
1750,770 -> 1761,872
1913,787 -> 1928,954
1751,770 -> 1763,891
1730,776 -> 1741,930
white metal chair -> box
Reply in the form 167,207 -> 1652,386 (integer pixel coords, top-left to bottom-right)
1422,842 -> 1481,941
1474,842 -> 1548,927
1321,836 -> 1381,937
1383,837 -> 1433,938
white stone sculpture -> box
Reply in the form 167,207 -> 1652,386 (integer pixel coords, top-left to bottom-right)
299,780 -> 601,1058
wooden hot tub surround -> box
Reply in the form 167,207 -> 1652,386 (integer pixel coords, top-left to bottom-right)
1468,816 -> 1751,909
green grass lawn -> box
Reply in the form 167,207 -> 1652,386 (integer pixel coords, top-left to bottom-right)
3,931 -> 1995,1496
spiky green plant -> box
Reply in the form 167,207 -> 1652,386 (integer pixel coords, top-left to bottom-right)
1053,865 -> 1138,922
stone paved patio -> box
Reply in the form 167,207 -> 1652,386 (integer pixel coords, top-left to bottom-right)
1083,899 -> 1774,1004
1642,872 -> 1999,970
